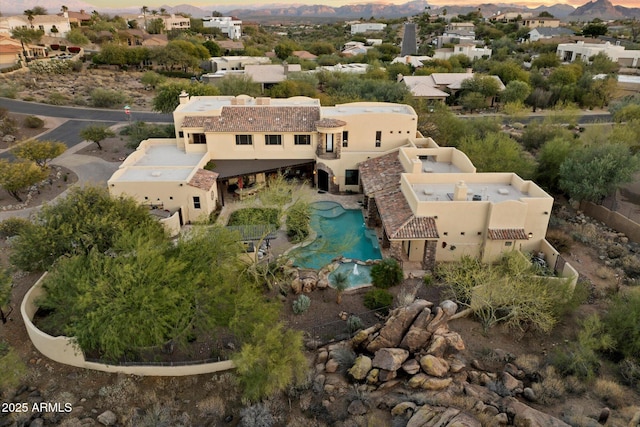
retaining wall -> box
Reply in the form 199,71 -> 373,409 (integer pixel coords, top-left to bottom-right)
581,201 -> 640,244
21,273 -> 235,376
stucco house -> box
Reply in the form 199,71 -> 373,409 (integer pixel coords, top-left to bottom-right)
528,27 -> 575,43
434,44 -> 492,61
557,41 -> 640,68
202,16 -> 242,40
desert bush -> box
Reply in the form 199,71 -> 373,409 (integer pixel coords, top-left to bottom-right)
545,229 -> 573,253
286,200 -> 311,243
89,88 -> 127,108
332,347 -> 356,374
620,358 -> 640,390
395,282 -> 420,308
29,60 -> 72,74
197,395 -> 225,417
118,121 -> 175,150
228,208 -> 280,228
363,288 -> 393,313
621,255 -> 640,278
0,116 -> 17,136
346,315 -> 363,334
47,92 -> 68,105
552,314 -> 613,380
514,354 -> 541,376
530,366 -> 566,405
370,258 -> 403,289
563,375 -> 586,395
0,108 -> 7,119
0,83 -> 19,98
0,346 -> 27,392
0,217 -> 32,239
593,379 -> 626,408
604,289 -> 640,360
23,115 -> 44,129
292,294 -> 310,315
240,403 -> 274,427
595,266 -> 615,280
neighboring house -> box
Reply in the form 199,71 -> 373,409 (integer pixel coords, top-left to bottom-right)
436,29 -> 476,49
312,63 -> 370,74
557,41 -> 640,68
0,34 -> 46,63
399,72 -> 505,103
342,41 -> 372,56
444,22 -> 476,32
216,40 -> 245,53
243,63 -> 302,91
161,14 -> 190,31
292,50 -> 317,60
209,56 -> 271,73
108,93 -> 575,278
351,23 -> 386,34
0,14 -> 72,38
434,43 -> 492,61
528,27 -> 575,42
391,55 -> 432,68
522,17 -> 560,29
0,42 -> 22,68
490,11 -> 533,23
202,16 -> 242,40
58,10 -> 92,27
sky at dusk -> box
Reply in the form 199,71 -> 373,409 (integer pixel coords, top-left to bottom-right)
59,0 -> 640,10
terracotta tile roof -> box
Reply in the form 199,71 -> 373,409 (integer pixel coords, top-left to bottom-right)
358,151 -> 404,196
187,169 -> 218,191
183,106 -> 320,133
315,118 -> 346,128
376,188 -> 439,240
487,228 -> 528,240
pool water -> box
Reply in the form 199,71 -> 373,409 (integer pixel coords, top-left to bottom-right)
292,201 -> 382,269
329,262 -> 373,289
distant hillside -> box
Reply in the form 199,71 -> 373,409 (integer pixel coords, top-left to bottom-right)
569,0 -> 640,20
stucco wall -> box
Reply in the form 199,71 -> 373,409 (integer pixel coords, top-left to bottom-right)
21,274 -> 236,376
581,201 -> 640,243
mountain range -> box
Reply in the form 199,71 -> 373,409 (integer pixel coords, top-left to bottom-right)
2,0 -> 639,20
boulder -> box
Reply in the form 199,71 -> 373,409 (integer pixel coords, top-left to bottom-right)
408,373 -> 428,389
419,355 -> 450,377
366,300 -> 430,352
399,308 -> 433,352
426,335 -> 447,358
325,358 -> 339,373
378,369 -> 397,382
372,348 -> 410,372
348,355 -> 372,381
97,410 -> 117,426
440,300 -> 458,316
366,368 -> 379,384
501,372 -> 523,393
391,402 -> 417,418
402,358 -> 421,375
449,357 -> 466,373
316,350 -> 328,364
348,400 -> 368,416
443,331 -> 466,353
291,278 -> 302,294
500,397 -> 571,427
406,405 -> 467,427
421,377 -> 453,391
302,277 -> 316,293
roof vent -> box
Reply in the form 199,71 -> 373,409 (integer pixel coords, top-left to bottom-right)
423,167 -> 433,173
151,171 -> 162,177
498,188 -> 509,195
423,189 -> 434,195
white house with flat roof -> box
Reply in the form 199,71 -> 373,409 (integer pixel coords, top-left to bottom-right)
202,16 -> 242,40
351,23 -> 387,34
557,41 -> 640,68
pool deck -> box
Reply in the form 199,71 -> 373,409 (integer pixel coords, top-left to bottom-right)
216,185 -> 428,278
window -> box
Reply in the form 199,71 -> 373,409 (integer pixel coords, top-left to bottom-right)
375,131 -> 381,147
235,135 -> 253,145
264,134 -> 282,145
342,131 -> 349,147
193,196 -> 201,209
294,134 -> 311,145
345,170 -> 359,186
192,133 -> 206,144
505,241 -> 513,247
326,133 -> 334,152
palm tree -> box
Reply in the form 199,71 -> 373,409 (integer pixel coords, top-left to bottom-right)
141,6 -> 149,30
24,9 -> 35,28
332,272 -> 349,304
160,8 -> 166,16
61,5 -> 68,13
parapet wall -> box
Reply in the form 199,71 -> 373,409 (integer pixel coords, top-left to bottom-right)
21,274 -> 235,376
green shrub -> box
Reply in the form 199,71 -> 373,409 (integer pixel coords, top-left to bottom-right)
620,358 -> 640,390
363,288 -> 393,313
332,347 -> 356,374
292,294 -> 310,315
47,92 -> 68,105
346,315 -> 363,334
604,289 -> 640,360
0,347 -> 27,392
0,83 -> 19,98
23,115 -> 44,129
0,116 -> 17,136
545,229 -> 573,253
370,258 -> 403,289
423,275 -> 433,286
286,200 -> 310,243
0,218 -> 32,239
89,88 -> 127,108
228,208 -> 280,228
531,366 -> 566,405
119,121 -> 175,149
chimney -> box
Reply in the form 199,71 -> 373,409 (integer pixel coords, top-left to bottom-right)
178,90 -> 189,104
283,61 -> 289,75
453,180 -> 468,201
397,73 -> 403,82
80,9 -> 85,14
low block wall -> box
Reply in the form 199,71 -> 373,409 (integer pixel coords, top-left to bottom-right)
581,201 -> 640,244
21,273 -> 235,376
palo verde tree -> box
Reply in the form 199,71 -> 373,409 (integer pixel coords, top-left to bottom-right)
9,186 -> 166,272
559,143 -> 640,203
0,160 -> 48,202
79,124 -> 115,150
153,82 -> 219,113
12,139 -> 66,169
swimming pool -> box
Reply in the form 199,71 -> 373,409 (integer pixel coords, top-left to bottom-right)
291,201 -> 382,269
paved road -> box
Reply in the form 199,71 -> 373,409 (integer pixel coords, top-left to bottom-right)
0,98 -> 172,123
